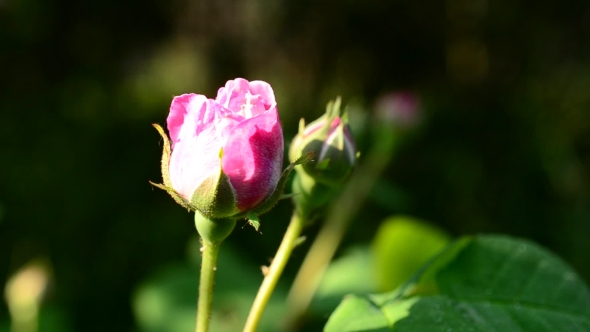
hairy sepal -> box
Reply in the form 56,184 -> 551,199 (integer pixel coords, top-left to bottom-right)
190,150 -> 240,218
150,124 -> 195,211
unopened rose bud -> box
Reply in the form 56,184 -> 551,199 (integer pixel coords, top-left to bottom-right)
289,97 -> 357,187
374,92 -> 421,129
155,78 -> 284,219
289,97 -> 358,218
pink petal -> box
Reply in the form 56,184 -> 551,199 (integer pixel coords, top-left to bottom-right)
167,94 -> 207,149
248,80 -> 276,107
216,78 -> 251,111
222,106 -> 283,210
168,98 -> 229,200
169,127 -> 224,200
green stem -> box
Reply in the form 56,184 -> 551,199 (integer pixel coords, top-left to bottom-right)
286,126 -> 398,326
243,213 -> 305,332
193,213 -> 236,332
196,241 -> 221,332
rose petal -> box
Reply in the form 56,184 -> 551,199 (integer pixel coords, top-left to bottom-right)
222,106 -> 283,210
167,94 -> 207,149
169,98 -> 228,200
247,80 -> 276,107
169,125 -> 223,200
216,78 -> 251,112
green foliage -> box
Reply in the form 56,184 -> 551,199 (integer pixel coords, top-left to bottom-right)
133,237 -> 288,332
311,246 -> 376,314
325,235 -> 590,332
372,216 -> 451,292
0,306 -> 73,332
309,217 -> 449,316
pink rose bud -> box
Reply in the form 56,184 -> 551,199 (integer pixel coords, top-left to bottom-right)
289,97 -> 357,187
374,91 -> 421,129
164,78 -> 284,217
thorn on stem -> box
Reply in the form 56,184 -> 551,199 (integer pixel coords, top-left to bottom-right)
294,236 -> 307,247
261,266 -> 269,276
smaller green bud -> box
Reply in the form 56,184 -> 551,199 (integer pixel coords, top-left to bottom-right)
289,97 -> 358,219
289,97 -> 357,187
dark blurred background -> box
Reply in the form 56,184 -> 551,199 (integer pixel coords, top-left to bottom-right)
1,0 -> 590,331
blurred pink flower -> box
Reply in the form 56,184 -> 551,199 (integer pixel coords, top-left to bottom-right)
167,78 -> 283,212
374,92 -> 421,128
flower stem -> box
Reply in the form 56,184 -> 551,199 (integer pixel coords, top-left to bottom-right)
286,125 -> 398,326
243,213 -> 305,332
193,213 -> 236,332
196,241 -> 221,332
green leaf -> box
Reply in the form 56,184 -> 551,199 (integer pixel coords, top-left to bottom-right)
372,216 -> 451,292
325,295 -> 391,332
326,235 -> 590,332
311,246 -> 377,315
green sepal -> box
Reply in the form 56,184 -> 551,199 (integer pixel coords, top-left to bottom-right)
149,181 -> 196,211
315,158 -> 331,170
150,124 -> 195,211
279,193 -> 298,200
190,148 -> 240,218
247,212 -> 261,232
298,118 -> 306,134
